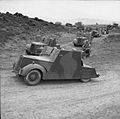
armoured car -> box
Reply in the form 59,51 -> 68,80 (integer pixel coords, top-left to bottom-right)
73,36 -> 87,47
13,46 -> 99,86
91,30 -> 101,38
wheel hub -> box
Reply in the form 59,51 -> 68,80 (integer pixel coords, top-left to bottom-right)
29,73 -> 38,81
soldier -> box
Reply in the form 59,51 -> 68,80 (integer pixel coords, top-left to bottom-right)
82,40 -> 90,49
82,40 -> 91,58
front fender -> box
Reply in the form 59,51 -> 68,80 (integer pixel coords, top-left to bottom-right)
21,63 -> 47,77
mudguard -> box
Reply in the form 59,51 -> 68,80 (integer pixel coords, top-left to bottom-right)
21,63 -> 47,77
79,66 -> 99,79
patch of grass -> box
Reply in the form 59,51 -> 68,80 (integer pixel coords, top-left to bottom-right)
104,33 -> 120,43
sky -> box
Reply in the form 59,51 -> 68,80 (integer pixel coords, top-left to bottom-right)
0,0 -> 120,24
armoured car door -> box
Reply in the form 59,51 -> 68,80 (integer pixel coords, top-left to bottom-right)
45,50 -> 82,79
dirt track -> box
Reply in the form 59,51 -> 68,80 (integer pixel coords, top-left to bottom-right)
1,35 -> 120,119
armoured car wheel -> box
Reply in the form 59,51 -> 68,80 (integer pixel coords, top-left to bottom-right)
24,70 -> 42,86
80,78 -> 91,83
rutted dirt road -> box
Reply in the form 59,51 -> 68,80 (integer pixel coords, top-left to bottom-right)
1,35 -> 120,119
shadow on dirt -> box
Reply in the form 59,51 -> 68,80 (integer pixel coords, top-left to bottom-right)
11,75 -> 101,86
11,75 -> 25,84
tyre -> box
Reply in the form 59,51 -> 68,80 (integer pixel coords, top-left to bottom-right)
80,78 -> 91,83
24,70 -> 42,86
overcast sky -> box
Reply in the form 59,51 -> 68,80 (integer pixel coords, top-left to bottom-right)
0,0 -> 120,24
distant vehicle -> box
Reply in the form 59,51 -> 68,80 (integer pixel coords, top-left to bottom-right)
26,39 -> 60,55
73,36 -> 91,58
91,30 -> 101,38
101,29 -> 109,35
13,46 -> 99,86
73,36 -> 87,47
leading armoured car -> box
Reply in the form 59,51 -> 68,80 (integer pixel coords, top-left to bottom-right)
13,46 -> 99,86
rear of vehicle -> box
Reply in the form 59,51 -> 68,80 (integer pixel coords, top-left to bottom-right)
91,30 -> 100,38
45,49 -> 99,81
73,37 -> 86,47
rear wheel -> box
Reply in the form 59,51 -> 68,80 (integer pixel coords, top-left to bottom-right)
24,70 -> 42,86
80,78 -> 91,83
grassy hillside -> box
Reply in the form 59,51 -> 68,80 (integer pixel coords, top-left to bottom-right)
0,12 -> 76,50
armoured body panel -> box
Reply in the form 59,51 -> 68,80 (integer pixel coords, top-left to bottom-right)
13,46 -> 99,81
45,50 -> 82,79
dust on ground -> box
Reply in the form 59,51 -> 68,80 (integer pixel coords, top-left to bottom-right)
1,34 -> 120,119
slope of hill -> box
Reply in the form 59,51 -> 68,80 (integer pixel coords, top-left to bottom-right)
0,12 -> 71,48
67,18 -> 120,25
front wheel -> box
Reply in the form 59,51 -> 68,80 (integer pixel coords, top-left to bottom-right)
24,70 -> 42,86
80,78 -> 91,83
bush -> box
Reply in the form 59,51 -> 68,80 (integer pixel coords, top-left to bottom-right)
27,20 -> 36,26
34,17 -> 40,21
14,12 -> 23,17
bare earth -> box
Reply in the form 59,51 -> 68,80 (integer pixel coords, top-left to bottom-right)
1,35 -> 120,119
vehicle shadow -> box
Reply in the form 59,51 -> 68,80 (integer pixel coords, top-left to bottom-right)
40,79 -> 81,85
41,78 -> 101,85
11,75 -> 25,85
11,75 -> 101,86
